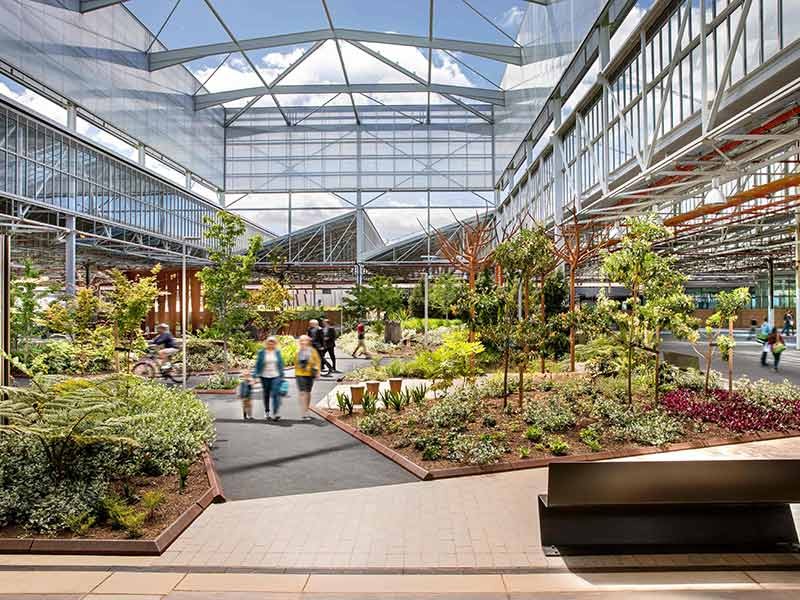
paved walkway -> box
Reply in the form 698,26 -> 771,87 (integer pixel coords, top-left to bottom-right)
3,437 -> 799,574
2,569 -> 800,598
204,352 -> 415,500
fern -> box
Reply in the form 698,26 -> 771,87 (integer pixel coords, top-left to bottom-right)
0,372 -> 142,480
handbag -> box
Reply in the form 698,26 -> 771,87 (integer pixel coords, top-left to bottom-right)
773,342 -> 786,354
278,379 -> 290,396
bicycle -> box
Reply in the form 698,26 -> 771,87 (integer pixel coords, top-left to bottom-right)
132,346 -> 185,384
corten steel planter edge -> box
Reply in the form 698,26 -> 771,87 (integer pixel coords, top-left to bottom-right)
0,449 -> 224,556
314,407 -> 800,482
310,406 -> 431,480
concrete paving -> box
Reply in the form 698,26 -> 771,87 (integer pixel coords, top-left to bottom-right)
203,351 -> 416,501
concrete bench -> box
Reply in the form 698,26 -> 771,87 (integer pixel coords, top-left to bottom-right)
538,460 -> 800,554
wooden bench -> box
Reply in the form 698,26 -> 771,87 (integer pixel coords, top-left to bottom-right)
538,460 -> 800,554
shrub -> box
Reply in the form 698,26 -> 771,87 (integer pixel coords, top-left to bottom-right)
424,386 -> 480,429
450,433 -> 505,465
482,415 -> 497,428
579,425 -> 603,452
196,373 -> 240,390
361,392 -> 378,415
524,425 -> 544,442
518,446 -> 531,458
381,390 -> 404,412
546,436 -> 570,456
523,398 -> 575,431
617,409 -> 684,446
357,411 -> 391,435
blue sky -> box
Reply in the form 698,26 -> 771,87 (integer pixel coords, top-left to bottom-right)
125,0 -> 531,89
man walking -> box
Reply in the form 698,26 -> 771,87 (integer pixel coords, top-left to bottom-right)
321,318 -> 339,373
308,319 -> 333,376
351,320 -> 371,358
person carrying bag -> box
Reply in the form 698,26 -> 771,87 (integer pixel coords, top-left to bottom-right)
767,327 -> 786,373
253,336 -> 286,421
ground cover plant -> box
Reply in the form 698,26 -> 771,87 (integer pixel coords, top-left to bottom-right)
0,371 -> 215,537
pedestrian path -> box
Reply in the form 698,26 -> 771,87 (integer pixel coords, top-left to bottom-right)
204,351 -> 415,500
2,569 -> 800,598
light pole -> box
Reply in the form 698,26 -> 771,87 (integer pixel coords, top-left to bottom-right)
182,237 -> 201,388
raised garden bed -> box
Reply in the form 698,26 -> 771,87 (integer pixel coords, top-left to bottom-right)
0,450 -> 224,555
313,371 -> 800,480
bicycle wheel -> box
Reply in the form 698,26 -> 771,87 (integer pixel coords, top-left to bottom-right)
132,361 -> 156,378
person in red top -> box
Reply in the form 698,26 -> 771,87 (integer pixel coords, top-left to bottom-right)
351,320 -> 371,358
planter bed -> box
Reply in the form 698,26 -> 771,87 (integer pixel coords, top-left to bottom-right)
313,404 -> 799,480
0,450 -> 224,555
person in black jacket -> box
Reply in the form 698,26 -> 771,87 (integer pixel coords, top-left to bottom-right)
321,318 -> 339,373
307,319 -> 332,376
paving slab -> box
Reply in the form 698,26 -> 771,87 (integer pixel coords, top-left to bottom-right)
0,570 -> 109,594
91,572 -> 186,595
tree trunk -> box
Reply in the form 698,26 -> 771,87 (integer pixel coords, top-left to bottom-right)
502,342 -> 510,408
568,265 -> 577,372
467,269 -> 476,343
653,325 -> 661,404
113,322 -> 120,373
728,317 -> 734,395
540,274 -> 546,374
704,336 -> 714,396
223,337 -> 229,377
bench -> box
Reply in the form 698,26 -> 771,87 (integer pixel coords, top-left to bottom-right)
538,460 -> 800,554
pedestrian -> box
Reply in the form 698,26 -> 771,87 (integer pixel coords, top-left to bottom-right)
352,320 -> 371,358
295,334 -> 321,420
321,318 -> 339,373
253,336 -> 286,422
308,318 -> 333,376
238,373 -> 254,421
767,327 -> 786,372
782,312 -> 794,336
759,317 -> 771,366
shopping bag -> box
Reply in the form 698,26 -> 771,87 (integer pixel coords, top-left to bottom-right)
773,342 -> 786,354
279,379 -> 290,396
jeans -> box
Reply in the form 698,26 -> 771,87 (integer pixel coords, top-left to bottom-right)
260,376 -> 281,417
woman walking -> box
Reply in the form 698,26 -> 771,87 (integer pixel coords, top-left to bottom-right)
767,327 -> 786,372
253,336 -> 285,421
295,334 -> 321,421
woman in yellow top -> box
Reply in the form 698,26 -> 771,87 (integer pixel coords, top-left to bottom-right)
295,334 -> 321,420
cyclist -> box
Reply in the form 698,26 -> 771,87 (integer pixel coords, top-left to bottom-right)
151,323 -> 178,369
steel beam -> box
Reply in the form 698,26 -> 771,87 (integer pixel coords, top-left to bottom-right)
149,28 -> 523,71
195,83 -> 506,110
80,0 -> 127,12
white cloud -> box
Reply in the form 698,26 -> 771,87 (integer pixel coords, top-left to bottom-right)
191,38 -> 476,108
499,6 -> 525,31
0,80 -> 67,126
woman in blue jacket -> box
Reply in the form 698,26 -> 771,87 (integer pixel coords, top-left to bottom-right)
253,336 -> 285,421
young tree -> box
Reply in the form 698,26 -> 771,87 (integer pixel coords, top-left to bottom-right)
343,276 -> 403,320
197,212 -> 263,375
107,267 -> 162,372
251,276 -> 291,334
42,288 -> 104,342
494,225 -> 557,405
696,287 -> 750,395
429,273 -> 466,319
600,215 -> 689,403
552,207 -> 610,371
10,259 -> 50,364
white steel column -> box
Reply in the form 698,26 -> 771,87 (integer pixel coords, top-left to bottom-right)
66,104 -> 77,131
65,216 -> 76,296
182,239 -> 188,388
551,97 -> 565,222
137,144 -> 146,166
796,212 -> 800,349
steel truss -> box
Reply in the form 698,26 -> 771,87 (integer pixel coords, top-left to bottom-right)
497,0 -> 800,282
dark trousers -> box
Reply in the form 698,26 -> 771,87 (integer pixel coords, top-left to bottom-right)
260,377 -> 281,417
315,346 -> 333,373
774,351 -> 783,370
323,346 -> 337,371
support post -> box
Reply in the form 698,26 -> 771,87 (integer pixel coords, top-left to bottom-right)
768,256 -> 775,326
137,144 -> 146,166
182,240 -> 188,388
424,270 -> 429,345
0,235 -> 9,391
796,212 -> 800,349
65,215 -> 76,296
66,104 -> 77,132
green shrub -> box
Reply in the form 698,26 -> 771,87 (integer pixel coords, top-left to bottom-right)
450,433 -> 505,465
177,461 -> 190,492
523,398 -> 575,432
357,412 -> 391,435
361,392 -> 378,415
381,389 -> 404,412
424,386 -> 480,429
482,415 -> 497,428
546,436 -> 570,456
141,491 -> 166,519
518,446 -> 531,458
617,410 -> 683,446
195,373 -> 240,390
579,425 -> 603,452
524,425 -> 544,442
401,318 -> 463,332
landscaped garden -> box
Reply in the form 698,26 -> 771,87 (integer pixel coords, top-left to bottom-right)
0,372 -> 215,539
317,215 -> 800,474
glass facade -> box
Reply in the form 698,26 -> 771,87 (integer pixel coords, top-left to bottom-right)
0,102 -> 226,247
